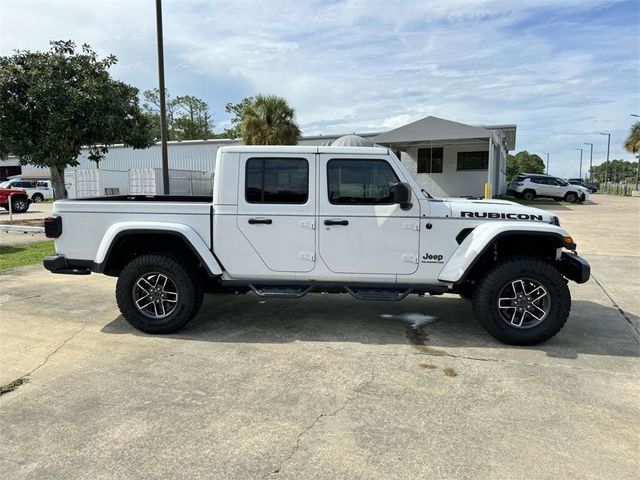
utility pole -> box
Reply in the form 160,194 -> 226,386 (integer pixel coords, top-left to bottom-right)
156,0 -> 170,195
543,152 -> 550,174
584,143 -> 593,181
600,132 -> 610,187
575,148 -> 583,179
632,115 -> 639,191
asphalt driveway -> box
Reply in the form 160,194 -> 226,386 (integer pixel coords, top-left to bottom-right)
1,195 -> 638,479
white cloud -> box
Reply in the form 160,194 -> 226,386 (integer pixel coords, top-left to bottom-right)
1,0 -> 638,178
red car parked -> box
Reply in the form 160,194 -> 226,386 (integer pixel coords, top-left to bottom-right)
0,188 -> 30,213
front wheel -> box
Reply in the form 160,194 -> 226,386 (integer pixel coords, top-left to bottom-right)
32,193 -> 44,202
471,256 -> 571,345
116,253 -> 204,334
565,192 -> 578,203
11,196 -> 30,213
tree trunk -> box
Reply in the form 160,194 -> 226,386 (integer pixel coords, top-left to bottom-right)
50,165 -> 67,199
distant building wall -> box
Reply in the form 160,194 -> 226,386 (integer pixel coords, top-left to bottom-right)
400,142 -> 490,197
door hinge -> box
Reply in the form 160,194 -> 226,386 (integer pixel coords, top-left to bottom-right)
299,251 -> 316,262
403,221 -> 420,231
401,253 -> 419,264
300,219 -> 315,230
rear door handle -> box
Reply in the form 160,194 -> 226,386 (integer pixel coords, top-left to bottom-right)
248,218 -> 272,225
324,219 -> 349,226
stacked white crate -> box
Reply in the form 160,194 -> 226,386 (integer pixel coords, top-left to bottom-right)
76,169 -> 100,198
129,169 -> 159,195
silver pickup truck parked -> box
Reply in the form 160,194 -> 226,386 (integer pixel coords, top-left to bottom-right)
44,146 -> 590,345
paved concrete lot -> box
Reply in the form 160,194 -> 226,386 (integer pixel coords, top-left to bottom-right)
1,195 -> 639,479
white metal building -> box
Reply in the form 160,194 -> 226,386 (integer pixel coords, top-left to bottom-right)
2,115 -> 515,198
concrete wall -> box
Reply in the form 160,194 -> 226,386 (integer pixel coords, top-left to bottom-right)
400,142 -> 490,197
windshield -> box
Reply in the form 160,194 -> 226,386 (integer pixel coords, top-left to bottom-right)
0,181 -> 10,188
557,179 -> 570,186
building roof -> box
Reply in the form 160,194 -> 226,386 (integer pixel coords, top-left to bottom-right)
373,116 -> 493,145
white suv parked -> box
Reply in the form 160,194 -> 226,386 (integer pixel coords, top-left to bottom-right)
507,174 -> 589,203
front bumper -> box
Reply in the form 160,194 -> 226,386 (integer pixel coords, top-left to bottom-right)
43,255 -> 92,275
557,252 -> 590,284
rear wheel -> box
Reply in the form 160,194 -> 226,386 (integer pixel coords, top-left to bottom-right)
10,196 -> 29,213
522,190 -> 536,201
32,193 -> 44,202
471,256 -> 571,345
116,253 -> 204,334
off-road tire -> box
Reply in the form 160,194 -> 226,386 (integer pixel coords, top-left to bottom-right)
116,253 -> 204,334
32,193 -> 44,202
522,190 -> 536,201
10,196 -> 29,213
471,256 -> 571,345
565,192 -> 578,203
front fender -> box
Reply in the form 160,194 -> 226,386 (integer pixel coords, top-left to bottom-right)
95,221 -> 223,276
438,222 -> 572,283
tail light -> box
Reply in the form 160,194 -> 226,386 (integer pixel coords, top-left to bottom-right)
44,216 -> 62,238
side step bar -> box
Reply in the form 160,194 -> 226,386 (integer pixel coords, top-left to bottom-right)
249,285 -> 313,298
223,280 -> 447,301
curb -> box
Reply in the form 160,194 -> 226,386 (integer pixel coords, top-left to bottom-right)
0,224 -> 45,233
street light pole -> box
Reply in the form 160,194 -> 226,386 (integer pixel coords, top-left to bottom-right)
543,152 -> 549,174
600,132 -> 610,187
155,0 -> 170,195
584,143 -> 593,181
575,148 -> 583,179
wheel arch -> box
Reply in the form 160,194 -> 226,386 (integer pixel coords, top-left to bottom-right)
95,222 -> 223,277
439,223 -> 573,284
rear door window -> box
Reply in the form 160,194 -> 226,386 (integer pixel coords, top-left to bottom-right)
245,158 -> 309,204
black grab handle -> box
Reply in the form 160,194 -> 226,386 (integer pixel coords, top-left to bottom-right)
248,218 -> 273,225
324,219 -> 349,226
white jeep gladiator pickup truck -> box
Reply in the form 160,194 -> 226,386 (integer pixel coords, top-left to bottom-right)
43,146 -> 590,345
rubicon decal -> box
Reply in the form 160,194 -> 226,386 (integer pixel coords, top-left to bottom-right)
422,253 -> 444,264
461,211 -> 544,221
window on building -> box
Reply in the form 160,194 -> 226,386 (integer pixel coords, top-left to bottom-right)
417,148 -> 443,173
457,151 -> 489,170
245,158 -> 309,204
327,159 -> 399,205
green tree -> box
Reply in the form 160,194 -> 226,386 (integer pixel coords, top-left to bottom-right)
624,121 -> 640,155
506,151 -> 545,180
173,95 -> 214,140
590,159 -> 637,183
221,96 -> 254,138
623,121 -> 640,188
0,40 -> 155,198
239,95 -> 301,145
142,88 -> 178,141
142,89 -> 214,140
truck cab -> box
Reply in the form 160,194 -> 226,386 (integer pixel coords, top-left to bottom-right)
44,146 -> 590,345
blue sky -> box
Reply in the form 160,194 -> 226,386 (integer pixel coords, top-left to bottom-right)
1,0 -> 638,178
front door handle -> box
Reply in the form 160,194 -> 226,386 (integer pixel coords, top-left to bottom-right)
324,219 -> 349,226
248,218 -> 272,225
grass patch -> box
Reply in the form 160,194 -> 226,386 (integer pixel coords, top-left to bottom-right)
0,240 -> 54,271
0,377 -> 28,396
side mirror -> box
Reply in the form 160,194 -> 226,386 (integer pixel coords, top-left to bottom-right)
390,182 -> 413,210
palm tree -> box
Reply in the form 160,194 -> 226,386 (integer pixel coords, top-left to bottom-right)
623,121 -> 640,190
239,95 -> 301,145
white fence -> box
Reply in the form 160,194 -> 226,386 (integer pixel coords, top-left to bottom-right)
65,168 -> 213,198
129,169 -> 213,196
